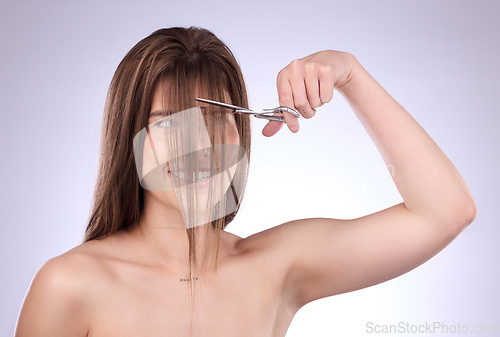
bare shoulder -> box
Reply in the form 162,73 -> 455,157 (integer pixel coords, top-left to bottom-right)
15,239 -> 119,337
235,220 -> 308,253
44,239 -> 119,286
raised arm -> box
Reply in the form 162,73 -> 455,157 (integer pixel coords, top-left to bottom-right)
258,51 -> 477,310
339,52 -> 475,220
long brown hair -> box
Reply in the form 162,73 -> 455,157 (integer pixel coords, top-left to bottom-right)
84,27 -> 251,306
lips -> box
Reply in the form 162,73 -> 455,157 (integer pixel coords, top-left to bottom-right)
167,167 -> 212,187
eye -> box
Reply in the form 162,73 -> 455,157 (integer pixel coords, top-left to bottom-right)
153,118 -> 175,128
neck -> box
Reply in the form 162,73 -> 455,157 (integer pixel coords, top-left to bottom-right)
130,193 -> 222,274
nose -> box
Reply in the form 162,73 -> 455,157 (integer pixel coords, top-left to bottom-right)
201,147 -> 210,158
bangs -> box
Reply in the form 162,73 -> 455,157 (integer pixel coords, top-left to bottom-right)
156,60 -> 236,111
144,60 -> 250,226
154,63 -> 245,147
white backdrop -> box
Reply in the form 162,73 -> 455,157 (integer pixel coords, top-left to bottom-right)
1,0 -> 499,335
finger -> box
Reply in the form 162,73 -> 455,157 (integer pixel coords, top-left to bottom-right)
277,70 -> 300,133
319,66 -> 335,104
304,70 -> 321,114
289,60 -> 316,119
262,115 -> 284,137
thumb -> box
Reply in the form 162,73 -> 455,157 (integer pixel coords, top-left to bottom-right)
262,116 -> 284,137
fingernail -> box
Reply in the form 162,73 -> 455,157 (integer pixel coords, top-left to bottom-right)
291,125 -> 299,132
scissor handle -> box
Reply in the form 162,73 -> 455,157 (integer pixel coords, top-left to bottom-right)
253,114 -> 286,122
263,106 -> 300,118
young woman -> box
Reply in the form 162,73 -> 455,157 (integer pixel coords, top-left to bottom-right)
15,27 -> 477,337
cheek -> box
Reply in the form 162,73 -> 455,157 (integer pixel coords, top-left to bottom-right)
151,141 -> 173,164
226,124 -> 240,145
141,133 -> 173,173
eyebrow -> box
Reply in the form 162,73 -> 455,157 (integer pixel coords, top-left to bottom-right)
149,110 -> 176,118
149,106 -> 226,118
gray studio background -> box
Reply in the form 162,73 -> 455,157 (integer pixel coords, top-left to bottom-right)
1,0 -> 499,335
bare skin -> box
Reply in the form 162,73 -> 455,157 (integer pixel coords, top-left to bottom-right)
15,51 -> 476,337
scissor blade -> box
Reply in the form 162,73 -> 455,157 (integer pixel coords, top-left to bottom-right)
194,98 -> 249,112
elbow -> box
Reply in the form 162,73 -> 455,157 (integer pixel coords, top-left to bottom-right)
463,197 -> 478,226
446,196 -> 478,233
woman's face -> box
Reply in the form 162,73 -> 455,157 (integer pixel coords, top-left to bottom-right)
140,85 -> 241,220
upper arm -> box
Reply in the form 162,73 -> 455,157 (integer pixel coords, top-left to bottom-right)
15,256 -> 90,337
276,202 -> 475,310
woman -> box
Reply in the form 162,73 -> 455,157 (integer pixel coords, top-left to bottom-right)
15,27 -> 477,337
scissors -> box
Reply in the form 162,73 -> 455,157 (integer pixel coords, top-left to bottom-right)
194,98 -> 300,123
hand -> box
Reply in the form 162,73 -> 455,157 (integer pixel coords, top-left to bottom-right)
262,50 -> 356,137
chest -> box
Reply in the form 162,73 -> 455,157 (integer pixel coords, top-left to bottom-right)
87,253 -> 295,337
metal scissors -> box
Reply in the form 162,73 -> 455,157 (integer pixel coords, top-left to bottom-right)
194,98 -> 300,123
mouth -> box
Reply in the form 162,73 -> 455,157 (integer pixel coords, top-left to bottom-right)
167,167 -> 212,188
